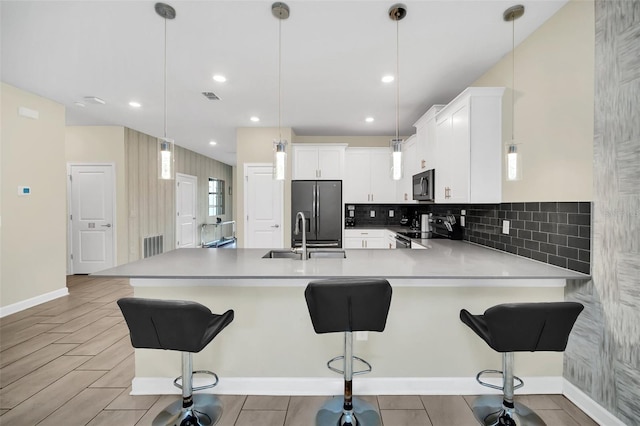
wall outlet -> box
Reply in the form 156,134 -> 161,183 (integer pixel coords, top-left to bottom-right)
461,209 -> 466,216
370,210 -> 375,218
502,220 -> 510,234
349,210 -> 354,217
388,209 -> 394,218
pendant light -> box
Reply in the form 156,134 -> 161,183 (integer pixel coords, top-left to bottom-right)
156,2 -> 176,180
389,4 -> 407,181
272,2 -> 289,181
504,5 -> 524,181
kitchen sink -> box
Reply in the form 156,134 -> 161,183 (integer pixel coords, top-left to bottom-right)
308,250 -> 346,259
262,250 -> 303,259
262,249 -> 346,259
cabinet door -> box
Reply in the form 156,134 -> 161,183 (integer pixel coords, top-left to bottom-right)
365,237 -> 385,249
317,146 -> 344,179
397,137 -> 417,203
292,146 -> 319,180
369,149 -> 396,203
344,237 -> 364,249
344,150 -> 371,203
448,103 -> 470,203
435,117 -> 452,203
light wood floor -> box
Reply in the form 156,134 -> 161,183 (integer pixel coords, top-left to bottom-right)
0,275 -> 598,426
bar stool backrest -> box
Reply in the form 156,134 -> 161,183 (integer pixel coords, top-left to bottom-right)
305,279 -> 392,334
118,297 -> 231,353
483,302 -> 584,352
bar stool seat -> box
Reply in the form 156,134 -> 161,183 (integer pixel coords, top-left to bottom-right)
118,297 -> 234,426
305,278 -> 392,426
460,302 -> 583,426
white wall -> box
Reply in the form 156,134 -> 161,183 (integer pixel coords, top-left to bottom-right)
65,126 -> 128,266
1,83 -> 67,309
472,0 -> 594,202
294,135 -> 400,148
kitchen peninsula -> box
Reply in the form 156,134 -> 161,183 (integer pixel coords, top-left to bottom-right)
96,240 -> 588,396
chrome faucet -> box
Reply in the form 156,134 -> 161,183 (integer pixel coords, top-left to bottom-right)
294,211 -> 307,260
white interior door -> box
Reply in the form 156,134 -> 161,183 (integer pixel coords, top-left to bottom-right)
176,173 -> 197,248
245,164 -> 284,248
69,164 -> 115,274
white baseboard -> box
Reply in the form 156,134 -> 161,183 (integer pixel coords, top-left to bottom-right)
131,376 -> 563,396
562,379 -> 626,426
0,287 -> 68,318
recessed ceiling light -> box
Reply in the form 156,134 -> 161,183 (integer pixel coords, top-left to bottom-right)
365,117 -> 374,123
209,140 -> 217,146
381,75 -> 394,83
250,116 -> 260,122
129,101 -> 142,108
74,102 -> 86,107
212,74 -> 227,83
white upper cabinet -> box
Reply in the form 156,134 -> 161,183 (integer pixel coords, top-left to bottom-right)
414,104 -> 444,171
434,87 -> 504,204
396,135 -> 417,203
344,147 -> 396,203
292,144 -> 346,180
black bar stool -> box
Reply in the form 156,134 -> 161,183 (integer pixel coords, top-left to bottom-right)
118,297 -> 234,426
460,302 -> 583,426
305,278 -> 392,426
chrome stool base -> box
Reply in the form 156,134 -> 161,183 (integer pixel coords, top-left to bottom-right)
316,396 -> 381,426
152,394 -> 223,426
471,395 -> 545,426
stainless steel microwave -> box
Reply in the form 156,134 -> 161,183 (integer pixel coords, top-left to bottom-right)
412,169 -> 435,201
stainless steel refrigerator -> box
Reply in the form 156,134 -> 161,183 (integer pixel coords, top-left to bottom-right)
291,180 -> 342,248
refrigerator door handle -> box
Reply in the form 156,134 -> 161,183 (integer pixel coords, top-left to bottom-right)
316,185 -> 320,234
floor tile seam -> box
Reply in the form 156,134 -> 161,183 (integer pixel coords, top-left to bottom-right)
0,354 -> 95,410
40,309 -> 116,331
75,387 -> 125,426
0,333 -> 69,367
0,315 -> 54,330
37,384 -> 124,426
8,370 -> 107,423
0,344 -> 81,387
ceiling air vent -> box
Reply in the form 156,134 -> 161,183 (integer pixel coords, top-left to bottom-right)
202,92 -> 221,101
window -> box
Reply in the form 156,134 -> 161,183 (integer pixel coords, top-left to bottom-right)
208,178 -> 225,216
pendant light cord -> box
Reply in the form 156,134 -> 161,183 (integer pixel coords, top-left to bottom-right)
163,16 -> 168,139
395,16 -> 400,142
278,14 -> 282,142
511,15 -> 515,143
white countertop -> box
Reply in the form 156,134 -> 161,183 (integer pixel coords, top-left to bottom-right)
94,239 -> 588,281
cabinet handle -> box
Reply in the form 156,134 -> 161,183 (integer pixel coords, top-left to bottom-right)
319,169 -> 321,178
371,194 -> 374,202
421,159 -> 426,169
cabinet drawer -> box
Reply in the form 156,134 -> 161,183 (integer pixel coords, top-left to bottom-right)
344,229 -> 385,238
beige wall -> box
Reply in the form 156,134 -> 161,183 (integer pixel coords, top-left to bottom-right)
235,127 -> 293,247
472,0 -> 594,202
65,126 -> 128,266
1,83 -> 67,308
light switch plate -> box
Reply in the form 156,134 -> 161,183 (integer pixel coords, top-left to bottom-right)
370,210 -> 375,218
502,220 -> 510,234
460,216 -> 465,227
389,210 -> 394,217
461,209 -> 466,216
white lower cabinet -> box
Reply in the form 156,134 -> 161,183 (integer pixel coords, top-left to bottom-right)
386,229 -> 397,249
344,229 -> 385,249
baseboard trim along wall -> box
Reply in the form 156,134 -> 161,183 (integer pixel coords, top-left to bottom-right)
0,287 -> 68,318
131,376 -> 563,397
562,379 -> 627,426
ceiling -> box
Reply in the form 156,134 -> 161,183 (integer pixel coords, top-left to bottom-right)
1,0 -> 567,166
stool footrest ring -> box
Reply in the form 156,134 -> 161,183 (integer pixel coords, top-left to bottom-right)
327,355 -> 372,376
173,370 -> 220,392
476,369 -> 524,391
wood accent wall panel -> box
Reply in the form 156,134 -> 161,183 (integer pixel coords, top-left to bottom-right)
564,2 -> 640,424
124,128 -> 233,261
